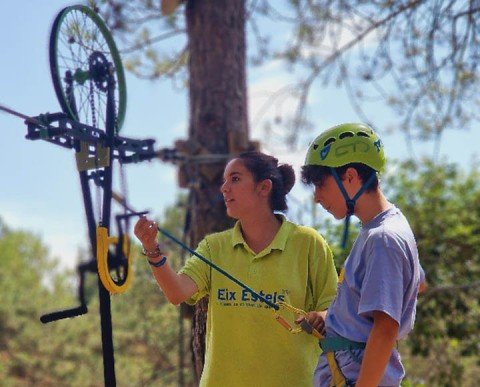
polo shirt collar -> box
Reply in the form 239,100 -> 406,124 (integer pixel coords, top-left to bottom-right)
231,214 -> 293,255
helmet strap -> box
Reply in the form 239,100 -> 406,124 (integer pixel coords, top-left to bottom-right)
331,168 -> 377,248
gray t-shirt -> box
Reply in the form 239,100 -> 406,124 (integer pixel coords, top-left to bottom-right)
314,206 -> 422,386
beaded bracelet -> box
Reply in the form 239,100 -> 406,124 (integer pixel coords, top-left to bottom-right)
141,244 -> 163,259
148,256 -> 167,268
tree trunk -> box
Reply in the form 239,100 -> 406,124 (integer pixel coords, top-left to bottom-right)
184,0 -> 251,383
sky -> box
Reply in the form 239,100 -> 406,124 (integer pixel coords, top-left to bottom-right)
1,1 -> 478,271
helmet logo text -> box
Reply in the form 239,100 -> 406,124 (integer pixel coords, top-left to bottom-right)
335,140 -> 370,156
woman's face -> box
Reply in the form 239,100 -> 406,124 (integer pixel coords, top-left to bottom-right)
220,158 -> 265,219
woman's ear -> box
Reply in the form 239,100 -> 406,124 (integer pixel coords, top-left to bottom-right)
258,179 -> 273,197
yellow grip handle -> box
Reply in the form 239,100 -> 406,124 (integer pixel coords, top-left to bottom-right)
96,226 -> 133,294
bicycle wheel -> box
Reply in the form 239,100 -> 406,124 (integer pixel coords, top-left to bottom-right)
49,5 -> 127,131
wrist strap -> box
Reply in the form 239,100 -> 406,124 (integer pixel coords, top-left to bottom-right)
148,256 -> 167,268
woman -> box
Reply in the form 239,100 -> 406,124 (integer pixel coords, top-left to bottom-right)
134,151 -> 338,387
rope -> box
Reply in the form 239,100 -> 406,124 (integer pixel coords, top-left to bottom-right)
156,226 -> 279,311
111,194 -> 321,336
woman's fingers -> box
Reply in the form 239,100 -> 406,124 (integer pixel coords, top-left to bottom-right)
134,217 -> 158,245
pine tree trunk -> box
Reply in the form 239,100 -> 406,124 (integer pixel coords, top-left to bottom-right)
184,0 -> 250,382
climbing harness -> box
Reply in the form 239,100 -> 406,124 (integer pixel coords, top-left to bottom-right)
320,336 -> 366,353
315,268 -> 367,387
318,335 -> 367,387
325,352 -> 350,387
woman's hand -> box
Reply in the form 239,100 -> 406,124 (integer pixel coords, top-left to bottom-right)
134,216 -> 159,251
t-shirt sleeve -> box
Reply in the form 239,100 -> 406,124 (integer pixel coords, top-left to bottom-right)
358,232 -> 410,324
419,265 -> 426,283
309,233 -> 338,311
178,238 -> 212,305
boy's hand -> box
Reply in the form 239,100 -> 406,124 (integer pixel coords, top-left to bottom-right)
295,310 -> 327,336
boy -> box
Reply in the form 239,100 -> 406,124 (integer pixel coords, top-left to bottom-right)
302,123 -> 423,386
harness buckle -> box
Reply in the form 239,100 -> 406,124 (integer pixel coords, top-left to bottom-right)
346,199 -> 355,215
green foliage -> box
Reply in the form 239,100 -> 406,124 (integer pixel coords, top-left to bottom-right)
387,159 -> 480,384
0,217 -> 103,384
111,257 -> 189,386
0,203 -> 193,386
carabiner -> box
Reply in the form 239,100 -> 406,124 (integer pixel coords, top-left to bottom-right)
273,301 -> 324,339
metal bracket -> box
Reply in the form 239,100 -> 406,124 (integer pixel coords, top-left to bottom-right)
24,112 -> 158,165
76,141 -> 110,171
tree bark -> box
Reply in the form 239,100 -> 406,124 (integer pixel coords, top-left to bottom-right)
184,0 -> 251,383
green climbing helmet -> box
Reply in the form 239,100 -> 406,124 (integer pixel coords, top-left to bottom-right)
304,123 -> 386,173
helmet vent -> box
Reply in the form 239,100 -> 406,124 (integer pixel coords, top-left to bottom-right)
357,131 -> 370,138
339,131 -> 354,139
323,138 -> 336,146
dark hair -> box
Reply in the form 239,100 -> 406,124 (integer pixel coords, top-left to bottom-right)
301,163 -> 379,192
238,151 -> 295,212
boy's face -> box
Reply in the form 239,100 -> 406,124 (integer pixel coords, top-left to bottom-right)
313,175 -> 348,219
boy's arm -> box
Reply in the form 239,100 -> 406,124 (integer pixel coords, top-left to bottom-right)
419,280 -> 427,293
356,311 -> 399,387
419,266 -> 427,293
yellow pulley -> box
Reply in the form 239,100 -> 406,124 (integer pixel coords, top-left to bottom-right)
96,226 -> 133,294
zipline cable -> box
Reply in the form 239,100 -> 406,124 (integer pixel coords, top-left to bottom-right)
0,103 -> 53,127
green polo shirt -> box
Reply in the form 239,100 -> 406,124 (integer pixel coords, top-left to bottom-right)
179,216 -> 338,387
